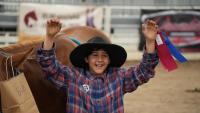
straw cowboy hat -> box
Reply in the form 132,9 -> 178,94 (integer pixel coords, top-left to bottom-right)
70,37 -> 127,68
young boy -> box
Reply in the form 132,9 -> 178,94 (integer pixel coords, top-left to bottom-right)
37,18 -> 159,113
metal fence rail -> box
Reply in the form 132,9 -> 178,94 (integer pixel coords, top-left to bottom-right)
0,33 -> 18,47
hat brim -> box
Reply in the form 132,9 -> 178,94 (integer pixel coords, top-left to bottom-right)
70,43 -> 127,68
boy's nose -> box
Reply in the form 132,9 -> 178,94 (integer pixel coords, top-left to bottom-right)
97,56 -> 103,61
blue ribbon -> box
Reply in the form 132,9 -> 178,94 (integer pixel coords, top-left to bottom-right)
161,32 -> 187,63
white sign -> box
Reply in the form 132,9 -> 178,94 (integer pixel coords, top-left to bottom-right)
18,3 -> 103,41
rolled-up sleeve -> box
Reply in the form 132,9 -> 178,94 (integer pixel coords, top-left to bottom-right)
120,50 -> 159,94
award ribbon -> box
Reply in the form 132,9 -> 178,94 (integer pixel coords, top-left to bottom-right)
161,32 -> 187,63
156,32 -> 177,71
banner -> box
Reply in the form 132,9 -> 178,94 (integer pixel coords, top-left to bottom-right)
18,3 -> 103,41
139,9 -> 200,52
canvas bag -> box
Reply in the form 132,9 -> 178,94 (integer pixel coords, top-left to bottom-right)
0,56 -> 40,113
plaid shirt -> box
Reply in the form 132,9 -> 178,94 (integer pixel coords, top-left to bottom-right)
37,47 -> 159,113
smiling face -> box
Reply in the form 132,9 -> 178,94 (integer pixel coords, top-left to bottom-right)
85,49 -> 110,76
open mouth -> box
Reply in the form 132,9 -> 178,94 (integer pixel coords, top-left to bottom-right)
95,63 -> 104,68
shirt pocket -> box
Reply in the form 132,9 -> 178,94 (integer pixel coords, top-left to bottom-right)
90,88 -> 114,112
91,93 -> 113,104
91,97 -> 108,112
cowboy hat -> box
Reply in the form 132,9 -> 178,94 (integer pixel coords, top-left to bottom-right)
70,37 -> 127,68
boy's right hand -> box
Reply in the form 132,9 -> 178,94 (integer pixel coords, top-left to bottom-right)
46,18 -> 62,40
43,18 -> 61,50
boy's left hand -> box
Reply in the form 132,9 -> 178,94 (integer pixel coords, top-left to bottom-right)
142,20 -> 158,53
142,20 -> 158,42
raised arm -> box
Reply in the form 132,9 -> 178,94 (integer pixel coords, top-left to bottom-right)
121,20 -> 159,93
37,18 -> 71,90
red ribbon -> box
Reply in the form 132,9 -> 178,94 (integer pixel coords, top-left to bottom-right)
156,32 -> 177,71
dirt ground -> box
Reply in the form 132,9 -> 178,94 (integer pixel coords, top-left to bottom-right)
123,60 -> 200,113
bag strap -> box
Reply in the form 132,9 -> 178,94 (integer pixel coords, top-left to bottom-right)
5,56 -> 15,80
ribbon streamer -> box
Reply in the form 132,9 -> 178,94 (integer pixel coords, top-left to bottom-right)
156,32 -> 177,71
161,32 -> 187,63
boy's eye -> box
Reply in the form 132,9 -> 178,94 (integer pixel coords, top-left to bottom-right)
102,54 -> 108,57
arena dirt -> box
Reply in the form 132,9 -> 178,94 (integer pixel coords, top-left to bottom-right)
123,61 -> 200,113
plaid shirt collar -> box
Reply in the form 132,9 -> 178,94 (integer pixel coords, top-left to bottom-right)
85,69 -> 108,82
